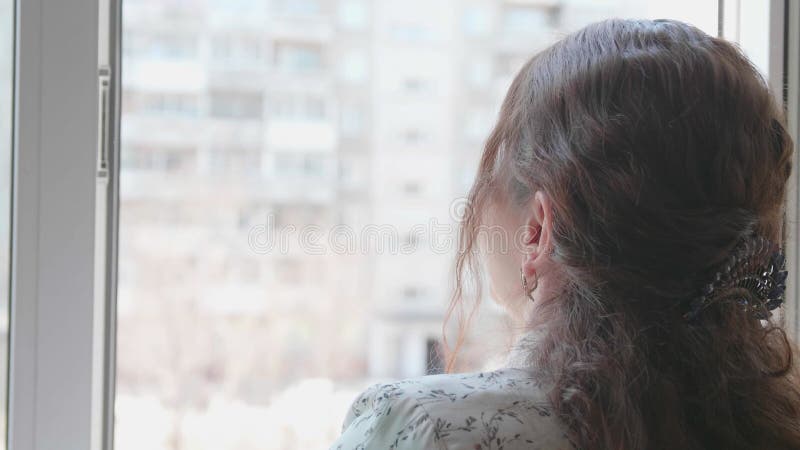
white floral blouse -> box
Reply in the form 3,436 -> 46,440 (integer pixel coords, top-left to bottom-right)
329,331 -> 574,450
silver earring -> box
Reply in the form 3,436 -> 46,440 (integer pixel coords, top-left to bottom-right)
520,268 -> 538,302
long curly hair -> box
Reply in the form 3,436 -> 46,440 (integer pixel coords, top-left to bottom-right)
447,18 -> 800,449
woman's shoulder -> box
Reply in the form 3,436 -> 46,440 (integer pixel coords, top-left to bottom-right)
330,368 -> 574,450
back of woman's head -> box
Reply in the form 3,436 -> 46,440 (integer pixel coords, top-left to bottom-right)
456,18 -> 800,449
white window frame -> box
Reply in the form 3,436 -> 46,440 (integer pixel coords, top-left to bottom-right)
7,0 -> 115,449
721,0 -> 800,338
3,1 -> 797,449
776,0 -> 800,339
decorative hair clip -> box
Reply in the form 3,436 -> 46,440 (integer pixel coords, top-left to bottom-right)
683,236 -> 788,323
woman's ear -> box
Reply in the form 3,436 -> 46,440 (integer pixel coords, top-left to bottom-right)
521,191 -> 553,277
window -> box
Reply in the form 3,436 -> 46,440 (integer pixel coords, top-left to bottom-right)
274,42 -> 323,73
211,36 -> 264,65
466,57 -> 492,88
339,49 -> 369,84
272,0 -> 321,17
389,23 -> 435,42
338,1 -> 368,30
339,102 -> 365,136
207,146 -> 261,176
124,92 -> 200,117
5,0 -> 795,448
502,4 -> 556,34
124,145 -> 197,173
209,91 -> 263,119
462,6 -> 492,36
125,34 -> 199,60
270,94 -> 327,121
104,1 -> 790,450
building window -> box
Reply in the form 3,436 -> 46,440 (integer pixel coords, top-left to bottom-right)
209,91 -> 263,119
340,103 -> 365,135
466,58 -> 492,88
389,23 -> 435,43
339,50 -> 369,84
502,5 -> 557,34
462,6 -> 491,36
125,33 -> 199,60
338,0 -> 368,30
211,36 -> 263,63
271,95 -> 327,121
274,42 -> 323,73
123,145 -> 197,173
403,77 -> 429,93
128,92 -> 200,116
207,147 -> 260,175
272,0 -> 321,17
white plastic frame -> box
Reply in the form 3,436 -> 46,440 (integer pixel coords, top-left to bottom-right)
780,0 -> 800,338
722,0 -> 799,337
8,0 -> 103,449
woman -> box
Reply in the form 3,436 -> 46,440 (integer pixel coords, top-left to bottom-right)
330,18 -> 800,449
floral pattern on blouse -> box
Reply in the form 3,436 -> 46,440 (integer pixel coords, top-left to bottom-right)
330,331 -> 575,450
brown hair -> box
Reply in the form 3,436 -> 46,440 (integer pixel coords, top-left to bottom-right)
448,18 -> 800,449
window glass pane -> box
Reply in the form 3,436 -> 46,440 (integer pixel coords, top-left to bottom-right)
0,0 -> 11,445
116,2 -> 719,449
